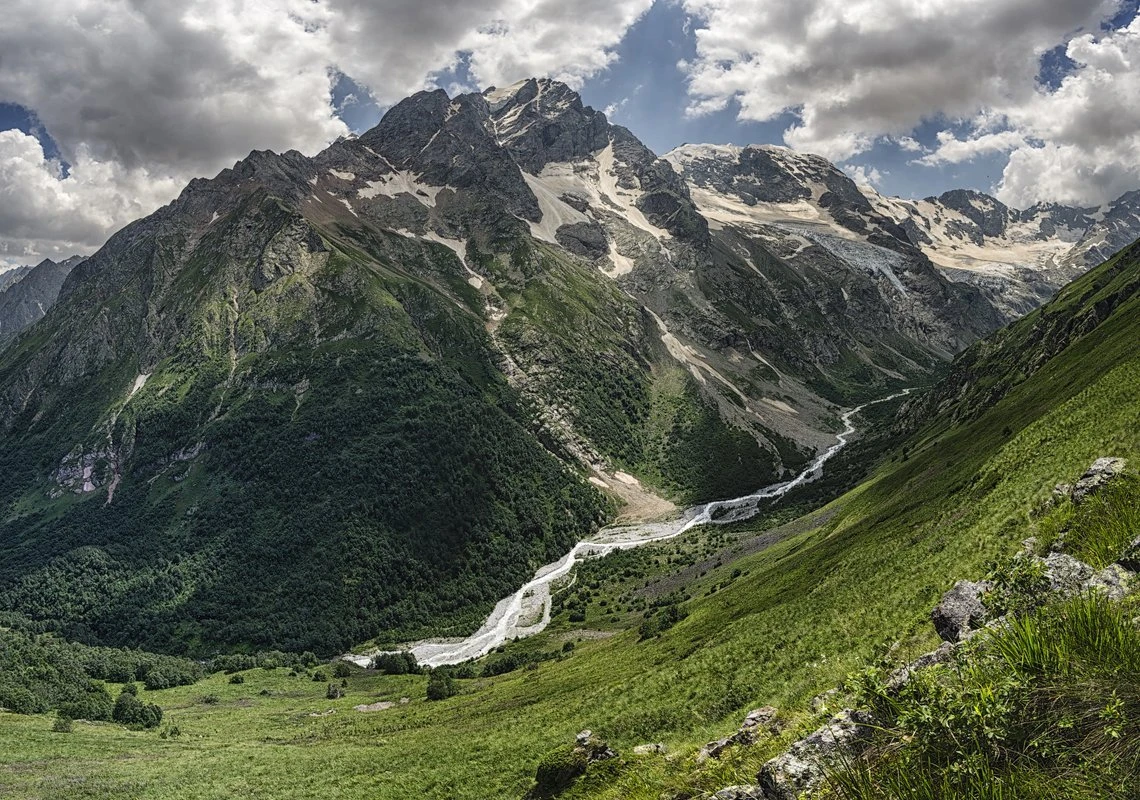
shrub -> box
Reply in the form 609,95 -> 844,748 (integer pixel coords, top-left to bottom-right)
57,680 -> 113,721
311,671 -> 327,682
0,684 -> 48,715
228,674 -> 245,685
332,662 -> 352,679
426,672 -> 457,701
983,554 -> 1050,618
112,689 -> 163,728
144,671 -> 171,691
326,683 -> 343,700
638,602 -> 686,640
51,714 -> 73,733
371,652 -> 420,675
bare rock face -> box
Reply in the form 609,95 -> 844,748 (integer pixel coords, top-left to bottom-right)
1071,457 -> 1126,503
931,580 -> 992,642
740,706 -> 783,738
53,445 -> 115,495
0,255 -> 86,344
756,709 -> 876,800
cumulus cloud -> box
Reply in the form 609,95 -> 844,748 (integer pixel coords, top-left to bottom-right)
995,16 -> 1140,206
917,129 -> 1027,166
844,164 -> 884,189
679,0 -> 1122,175
0,130 -> 182,267
0,0 -> 650,264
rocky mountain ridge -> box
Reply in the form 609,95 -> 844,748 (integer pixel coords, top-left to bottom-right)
666,142 -> 1140,318
0,255 -> 86,343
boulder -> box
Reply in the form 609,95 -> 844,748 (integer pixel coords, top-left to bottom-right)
631,743 -> 666,756
1082,563 -> 1135,601
757,709 -> 875,800
1040,552 -> 1096,598
531,731 -> 617,798
931,580 -> 991,642
1071,457 -> 1126,503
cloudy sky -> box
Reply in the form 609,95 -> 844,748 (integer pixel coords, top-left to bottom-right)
2,0 -> 1138,267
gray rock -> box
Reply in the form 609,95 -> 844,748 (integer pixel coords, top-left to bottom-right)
739,705 -> 782,737
887,641 -> 955,691
714,787 -> 766,800
0,255 -> 86,344
1082,563 -> 1135,601
574,730 -> 617,763
555,221 -> 609,259
1071,457 -> 1126,503
697,736 -> 733,762
631,743 -> 666,756
1119,536 -> 1140,572
699,705 -> 783,761
757,709 -> 875,800
810,688 -> 840,714
1040,552 -> 1096,597
931,580 -> 991,642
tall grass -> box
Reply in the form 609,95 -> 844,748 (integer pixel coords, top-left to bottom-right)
1061,475 -> 1140,568
831,595 -> 1140,800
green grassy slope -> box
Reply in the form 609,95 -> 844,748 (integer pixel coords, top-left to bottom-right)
0,206 -> 610,656
1,239 -> 1136,797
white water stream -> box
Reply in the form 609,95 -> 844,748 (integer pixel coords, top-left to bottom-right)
346,388 -> 912,668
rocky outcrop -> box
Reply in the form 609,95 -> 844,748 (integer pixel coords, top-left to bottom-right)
714,787 -> 766,800
1082,563 -> 1135,601
699,706 -> 783,761
52,444 -> 115,496
631,743 -> 666,756
887,641 -> 956,692
1119,537 -> 1140,573
1071,457 -> 1126,503
573,729 -> 617,762
756,709 -> 876,800
931,580 -> 992,642
1038,552 -> 1096,597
